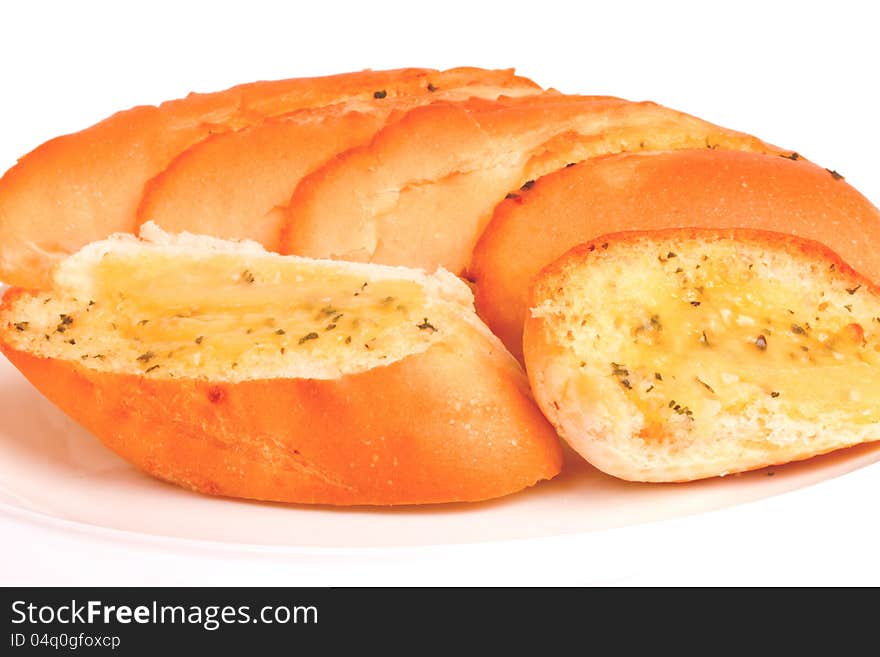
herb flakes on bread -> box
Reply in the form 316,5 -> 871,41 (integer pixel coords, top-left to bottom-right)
523,228 -> 880,482
0,224 -> 562,505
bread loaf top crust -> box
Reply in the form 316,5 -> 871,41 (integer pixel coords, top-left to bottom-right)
0,67 -> 540,290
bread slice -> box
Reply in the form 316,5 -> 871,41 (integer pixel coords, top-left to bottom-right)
0,67 -> 540,290
281,94 -> 787,275
523,228 -> 880,482
0,223 -> 562,505
136,86 -> 548,251
472,149 -> 880,362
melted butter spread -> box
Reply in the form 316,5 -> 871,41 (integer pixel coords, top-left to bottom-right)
7,252 -> 443,380
567,247 -> 880,433
93,253 -> 426,316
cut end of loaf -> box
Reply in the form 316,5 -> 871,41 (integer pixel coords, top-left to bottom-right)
524,228 -> 880,482
1,224 -> 563,506
1,223 -> 477,382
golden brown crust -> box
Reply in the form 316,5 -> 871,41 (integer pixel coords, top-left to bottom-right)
523,228 -> 880,482
280,95 -> 784,274
136,85 -> 544,250
472,149 -> 880,361
0,67 -> 540,290
136,107 -> 388,250
1,289 -> 562,505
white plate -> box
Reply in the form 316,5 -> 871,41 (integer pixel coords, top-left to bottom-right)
2,355 -> 879,553
2,2 -> 880,586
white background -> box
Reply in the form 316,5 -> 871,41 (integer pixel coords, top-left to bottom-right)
1,0 -> 879,585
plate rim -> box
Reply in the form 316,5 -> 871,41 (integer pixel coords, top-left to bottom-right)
4,456 -> 880,558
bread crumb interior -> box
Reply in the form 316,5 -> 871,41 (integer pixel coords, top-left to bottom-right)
3,239 -> 462,381
532,235 -> 880,452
